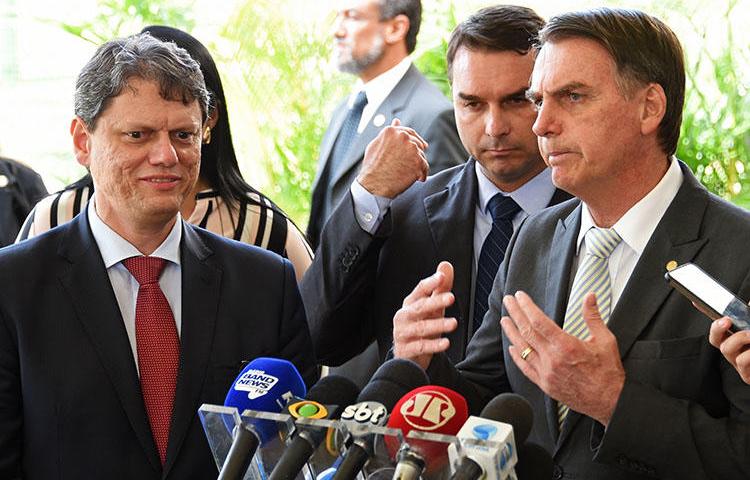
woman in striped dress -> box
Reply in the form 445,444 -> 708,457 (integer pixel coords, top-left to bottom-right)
16,25 -> 313,281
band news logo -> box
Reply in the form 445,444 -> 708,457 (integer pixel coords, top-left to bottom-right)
233,369 -> 279,399
399,390 -> 456,430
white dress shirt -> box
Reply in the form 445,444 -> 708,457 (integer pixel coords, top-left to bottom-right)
347,56 -> 413,133
87,197 -> 183,372
574,157 -> 683,307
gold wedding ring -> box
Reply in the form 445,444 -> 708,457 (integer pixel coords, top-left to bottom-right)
520,346 -> 534,361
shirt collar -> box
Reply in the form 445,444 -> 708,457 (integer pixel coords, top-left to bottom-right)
350,56 -> 412,109
577,156 -> 683,254
87,195 -> 183,268
475,160 -> 557,216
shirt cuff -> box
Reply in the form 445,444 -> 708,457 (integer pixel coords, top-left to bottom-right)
351,180 -> 392,234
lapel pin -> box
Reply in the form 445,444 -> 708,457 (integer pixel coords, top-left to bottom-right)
665,260 -> 678,272
0,175 -> 8,188
373,114 -> 386,127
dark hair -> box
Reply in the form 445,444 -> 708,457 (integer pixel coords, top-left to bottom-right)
377,0 -> 421,54
538,8 -> 685,155
141,25 -> 269,210
446,5 -> 545,81
75,33 -> 209,129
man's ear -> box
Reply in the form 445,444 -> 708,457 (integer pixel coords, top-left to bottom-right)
383,14 -> 409,46
640,83 -> 667,136
70,117 -> 92,168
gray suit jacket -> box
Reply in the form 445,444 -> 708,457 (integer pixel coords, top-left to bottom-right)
428,162 -> 750,479
302,159 -> 570,386
306,64 -> 467,249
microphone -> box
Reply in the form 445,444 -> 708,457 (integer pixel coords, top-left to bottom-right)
515,443 -> 553,480
332,359 -> 430,480
218,357 -> 307,480
386,386 -> 469,480
268,375 -> 360,480
448,394 -> 534,480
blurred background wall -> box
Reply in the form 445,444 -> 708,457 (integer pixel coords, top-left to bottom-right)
0,0 -> 747,227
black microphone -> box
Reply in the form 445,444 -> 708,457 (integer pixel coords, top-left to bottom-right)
268,375 -> 360,480
332,359 -> 430,480
515,442 -> 553,480
449,393 -> 534,480
481,393 -> 533,445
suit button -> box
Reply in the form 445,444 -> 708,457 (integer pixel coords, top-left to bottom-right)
552,464 -> 563,480
339,246 -> 360,272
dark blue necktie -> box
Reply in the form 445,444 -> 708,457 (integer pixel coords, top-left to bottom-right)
329,90 -> 368,179
473,194 -> 522,333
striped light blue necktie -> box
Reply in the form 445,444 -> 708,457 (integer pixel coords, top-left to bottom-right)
558,227 -> 622,426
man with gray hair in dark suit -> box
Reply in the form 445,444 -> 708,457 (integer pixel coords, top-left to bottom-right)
307,0 -> 466,250
0,33 -> 316,479
394,7 -> 750,479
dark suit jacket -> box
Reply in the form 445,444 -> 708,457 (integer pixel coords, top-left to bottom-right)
0,213 -> 318,479
307,64 -> 467,249
301,159 -> 571,386
428,162 -> 750,479
0,157 -> 47,247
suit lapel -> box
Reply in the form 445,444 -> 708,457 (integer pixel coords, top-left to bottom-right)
57,214 -> 161,471
311,101 -> 349,194
163,225 -> 222,477
541,205 -> 581,446
556,163 -> 709,448
423,160 -> 478,354
329,65 -> 421,188
607,164 -> 708,358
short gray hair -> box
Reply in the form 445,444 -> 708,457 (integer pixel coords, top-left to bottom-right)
74,32 -> 210,129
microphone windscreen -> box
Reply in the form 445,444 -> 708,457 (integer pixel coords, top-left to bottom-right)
480,393 -> 533,445
288,375 -> 360,421
306,375 -> 360,409
357,358 -> 430,409
223,357 -> 307,442
515,442 -> 553,480
386,385 -> 469,471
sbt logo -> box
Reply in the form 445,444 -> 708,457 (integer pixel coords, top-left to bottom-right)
341,401 -> 387,425
233,369 -> 279,399
400,391 -> 456,430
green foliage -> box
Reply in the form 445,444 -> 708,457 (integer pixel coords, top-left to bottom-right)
56,0 -> 195,44
413,0 -> 458,98
677,0 -> 750,207
220,0 -> 351,226
51,0 -> 750,219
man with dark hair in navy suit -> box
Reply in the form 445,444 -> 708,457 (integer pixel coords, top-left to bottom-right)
303,5 -> 570,387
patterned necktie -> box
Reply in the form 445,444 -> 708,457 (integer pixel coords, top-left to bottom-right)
123,256 -> 180,465
557,227 -> 622,426
473,194 -> 522,333
329,90 -> 368,179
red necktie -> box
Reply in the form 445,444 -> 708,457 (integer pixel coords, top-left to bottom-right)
123,256 -> 180,465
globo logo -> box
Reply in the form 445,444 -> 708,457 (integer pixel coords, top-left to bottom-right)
399,390 -> 456,431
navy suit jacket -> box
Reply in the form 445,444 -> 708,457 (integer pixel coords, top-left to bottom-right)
427,162 -> 750,479
302,159 -> 570,386
0,213 -> 317,479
